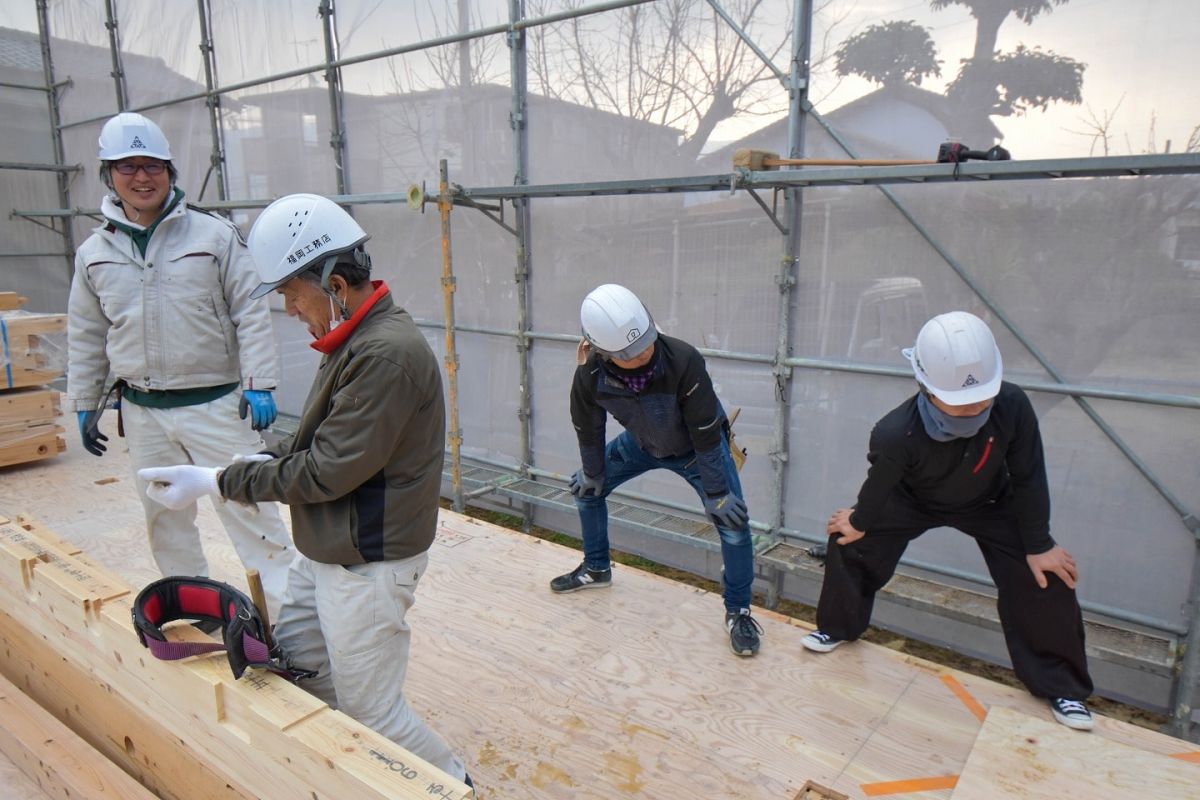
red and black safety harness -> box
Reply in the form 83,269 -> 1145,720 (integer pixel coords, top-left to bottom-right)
132,577 -> 316,681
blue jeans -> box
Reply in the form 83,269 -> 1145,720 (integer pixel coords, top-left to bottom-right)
575,430 -> 754,611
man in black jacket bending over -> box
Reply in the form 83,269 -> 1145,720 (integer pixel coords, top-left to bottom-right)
551,284 -> 761,657
803,311 -> 1094,731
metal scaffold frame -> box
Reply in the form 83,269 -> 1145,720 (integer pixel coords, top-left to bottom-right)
8,0 -> 1200,739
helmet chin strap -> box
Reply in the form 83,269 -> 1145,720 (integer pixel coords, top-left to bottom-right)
318,254 -> 351,321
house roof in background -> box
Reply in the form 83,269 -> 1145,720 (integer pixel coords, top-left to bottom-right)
240,82 -> 681,137
0,26 -> 212,101
701,83 -> 1003,169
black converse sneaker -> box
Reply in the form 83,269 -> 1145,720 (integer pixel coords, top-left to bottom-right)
1050,697 -> 1094,731
801,630 -> 846,653
550,562 -> 612,593
725,608 -> 762,656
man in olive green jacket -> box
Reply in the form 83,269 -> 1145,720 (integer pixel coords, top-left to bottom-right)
138,194 -> 470,788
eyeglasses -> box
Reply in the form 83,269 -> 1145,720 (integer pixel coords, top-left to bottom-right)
113,162 -> 167,176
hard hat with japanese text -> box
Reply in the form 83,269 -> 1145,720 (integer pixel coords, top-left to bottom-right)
247,193 -> 368,299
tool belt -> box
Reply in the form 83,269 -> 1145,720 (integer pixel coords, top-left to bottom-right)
131,576 -> 316,682
726,407 -> 747,472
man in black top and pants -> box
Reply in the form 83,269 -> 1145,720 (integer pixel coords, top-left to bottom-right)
802,311 -> 1094,731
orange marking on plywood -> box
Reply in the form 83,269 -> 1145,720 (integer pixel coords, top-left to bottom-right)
860,775 -> 959,795
939,674 -> 987,722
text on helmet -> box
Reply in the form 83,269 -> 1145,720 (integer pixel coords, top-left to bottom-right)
286,234 -> 335,264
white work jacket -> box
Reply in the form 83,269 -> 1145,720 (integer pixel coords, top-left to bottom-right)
67,194 -> 278,412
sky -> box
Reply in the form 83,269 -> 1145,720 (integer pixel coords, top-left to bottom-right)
799,0 -> 1200,158
2,0 -> 1196,160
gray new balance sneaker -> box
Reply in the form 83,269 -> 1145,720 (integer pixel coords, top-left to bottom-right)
726,608 -> 763,656
550,562 -> 612,593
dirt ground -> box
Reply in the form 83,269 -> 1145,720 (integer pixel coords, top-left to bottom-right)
449,501 -> 1173,735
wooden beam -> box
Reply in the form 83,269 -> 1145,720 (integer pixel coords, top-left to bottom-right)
0,387 -> 60,423
0,515 -> 473,800
0,669 -> 158,800
0,424 -> 65,468
0,312 -> 66,390
0,607 -> 254,800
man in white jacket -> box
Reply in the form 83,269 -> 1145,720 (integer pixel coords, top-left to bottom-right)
67,112 -> 293,611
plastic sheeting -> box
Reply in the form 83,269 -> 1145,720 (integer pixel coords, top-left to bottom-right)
0,0 -> 1197,631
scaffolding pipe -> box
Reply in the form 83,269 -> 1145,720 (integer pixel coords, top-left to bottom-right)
0,253 -> 69,259
0,162 -> 80,173
761,0 -> 813,608
460,453 -> 1190,636
16,155 -> 1200,217
59,0 -> 657,131
408,320 -> 1200,410
319,0 -> 351,196
36,0 -> 76,281
1170,547 -> 1200,739
0,80 -> 49,91
509,0 -> 535,532
195,0 -> 227,202
102,0 -> 128,110
438,160 -> 464,512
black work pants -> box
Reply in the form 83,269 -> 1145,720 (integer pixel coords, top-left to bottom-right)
815,494 -> 1093,701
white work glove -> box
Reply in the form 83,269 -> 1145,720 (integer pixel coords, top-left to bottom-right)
138,466 -> 221,510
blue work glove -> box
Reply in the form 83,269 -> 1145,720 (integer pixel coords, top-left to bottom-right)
703,493 -> 749,529
568,470 -> 604,499
77,410 -> 108,457
238,390 -> 277,431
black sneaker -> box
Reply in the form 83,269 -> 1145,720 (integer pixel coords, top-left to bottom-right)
1050,697 -> 1094,731
550,562 -> 612,593
801,630 -> 846,653
725,608 -> 762,656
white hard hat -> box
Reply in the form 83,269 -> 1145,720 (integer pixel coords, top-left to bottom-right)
903,311 -> 1003,405
580,284 -> 657,361
97,112 -> 172,161
247,194 -> 369,299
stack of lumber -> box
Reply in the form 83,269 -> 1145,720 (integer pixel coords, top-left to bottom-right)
0,292 -> 66,468
0,513 -> 473,800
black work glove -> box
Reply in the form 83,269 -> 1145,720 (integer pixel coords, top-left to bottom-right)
703,493 -> 749,529
77,410 -> 108,457
568,470 -> 604,498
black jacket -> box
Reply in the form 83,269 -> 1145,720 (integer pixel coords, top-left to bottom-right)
848,381 -> 1053,554
221,290 -> 445,565
570,334 -> 730,496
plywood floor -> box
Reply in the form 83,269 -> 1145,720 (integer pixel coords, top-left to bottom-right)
951,707 -> 1200,799
2,411 -> 1198,799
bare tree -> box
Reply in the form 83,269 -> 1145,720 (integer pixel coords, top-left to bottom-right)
1063,96 -> 1124,156
525,0 -> 848,161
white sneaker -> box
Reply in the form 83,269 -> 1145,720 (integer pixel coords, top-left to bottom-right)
801,630 -> 846,653
1050,698 -> 1094,731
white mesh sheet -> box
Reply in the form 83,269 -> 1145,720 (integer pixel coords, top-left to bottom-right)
0,0 -> 1195,633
